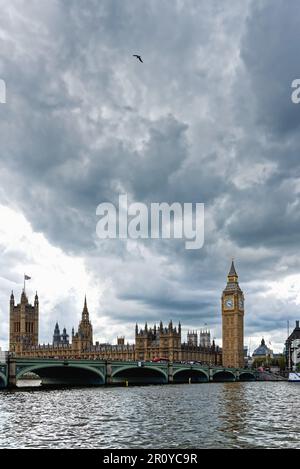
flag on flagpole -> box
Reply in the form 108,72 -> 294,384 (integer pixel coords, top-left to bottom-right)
23,274 -> 31,292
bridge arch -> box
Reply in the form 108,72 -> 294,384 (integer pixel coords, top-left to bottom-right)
0,371 -> 7,389
173,368 -> 209,383
112,365 -> 168,385
16,363 -> 105,387
213,370 -> 236,382
239,371 -> 256,382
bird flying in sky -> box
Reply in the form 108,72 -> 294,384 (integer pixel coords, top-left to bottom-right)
133,54 -> 143,63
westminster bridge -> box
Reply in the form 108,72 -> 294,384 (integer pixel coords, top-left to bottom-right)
0,358 -> 257,388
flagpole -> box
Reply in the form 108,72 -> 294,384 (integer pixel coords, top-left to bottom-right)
23,274 -> 31,294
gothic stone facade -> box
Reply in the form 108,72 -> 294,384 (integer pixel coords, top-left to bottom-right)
9,291 -> 39,354
221,261 -> 244,368
9,294 -> 221,364
135,322 -> 221,365
9,262 -> 244,366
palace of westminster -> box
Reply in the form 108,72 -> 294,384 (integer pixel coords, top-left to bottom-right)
8,262 -> 245,368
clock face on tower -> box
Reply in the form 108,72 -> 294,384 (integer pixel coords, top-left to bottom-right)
239,298 -> 244,309
224,298 -> 233,309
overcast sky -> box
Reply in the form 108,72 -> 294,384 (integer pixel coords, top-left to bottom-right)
0,0 -> 300,353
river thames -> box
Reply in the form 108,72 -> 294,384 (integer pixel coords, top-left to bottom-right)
0,381 -> 299,449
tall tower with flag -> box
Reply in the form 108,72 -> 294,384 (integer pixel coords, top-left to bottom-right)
221,260 -> 244,368
9,289 -> 39,353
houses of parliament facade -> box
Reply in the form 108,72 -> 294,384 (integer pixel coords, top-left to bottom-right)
8,262 -> 245,368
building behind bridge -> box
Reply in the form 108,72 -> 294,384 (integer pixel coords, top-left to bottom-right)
8,290 -> 221,364
285,320 -> 300,370
8,261 -> 247,367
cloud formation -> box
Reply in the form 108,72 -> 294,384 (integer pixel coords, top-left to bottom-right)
0,0 -> 300,352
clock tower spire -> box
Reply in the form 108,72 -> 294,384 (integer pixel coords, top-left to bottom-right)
222,260 -> 244,368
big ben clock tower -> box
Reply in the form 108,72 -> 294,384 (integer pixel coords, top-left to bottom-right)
222,260 -> 244,368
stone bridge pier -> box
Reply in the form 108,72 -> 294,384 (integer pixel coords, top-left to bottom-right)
0,363 -> 8,389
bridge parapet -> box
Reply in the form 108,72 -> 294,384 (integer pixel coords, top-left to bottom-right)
110,361 -> 169,385
1,358 -> 257,388
8,358 -> 106,388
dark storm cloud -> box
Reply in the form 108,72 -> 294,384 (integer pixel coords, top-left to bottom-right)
225,0 -> 300,258
0,0 -> 300,350
240,0 -> 300,136
226,181 -> 300,248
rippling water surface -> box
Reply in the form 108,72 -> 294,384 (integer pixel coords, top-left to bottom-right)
0,382 -> 299,448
